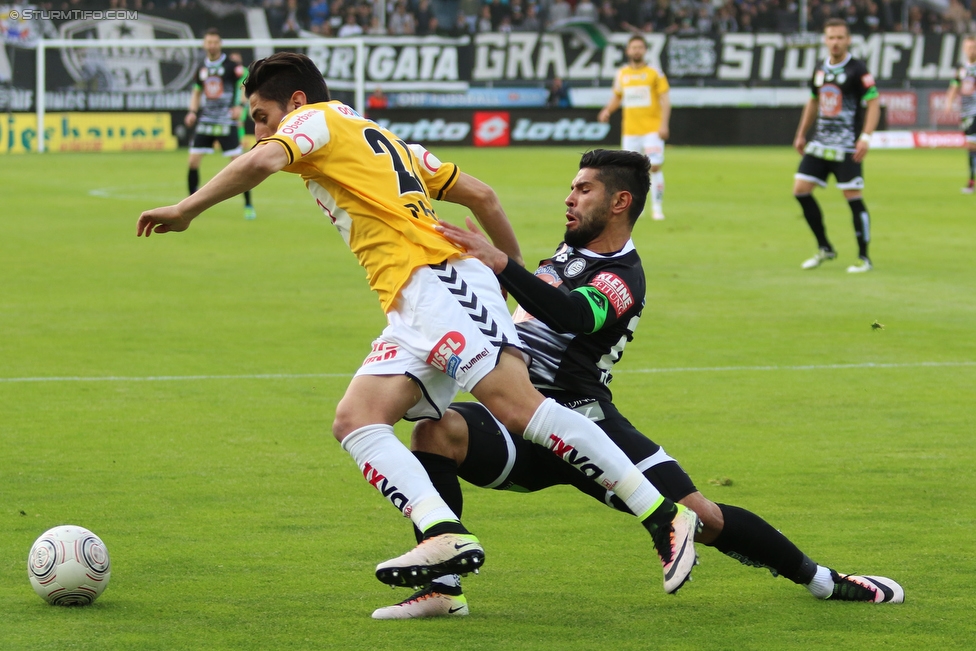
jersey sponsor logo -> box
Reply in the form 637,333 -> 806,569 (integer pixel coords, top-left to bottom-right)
362,462 -> 409,512
564,258 -> 587,278
545,434 -> 608,482
363,341 -> 398,365
280,109 -> 318,135
590,272 -> 634,317
408,144 -> 442,173
427,331 -> 465,375
473,111 -> 510,146
203,77 -> 224,99
818,84 -> 842,118
814,70 -> 825,87
333,104 -> 361,118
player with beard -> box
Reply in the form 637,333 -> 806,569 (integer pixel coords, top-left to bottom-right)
138,53 -> 702,608
793,18 -> 880,274
371,149 -> 904,619
598,35 -> 670,221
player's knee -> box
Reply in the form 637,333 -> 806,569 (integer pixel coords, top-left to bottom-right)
411,411 -> 468,464
679,493 -> 723,543
331,398 -> 361,443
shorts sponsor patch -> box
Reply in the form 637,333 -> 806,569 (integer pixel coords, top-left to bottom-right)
363,341 -> 399,365
590,272 -> 634,317
427,331 -> 466,376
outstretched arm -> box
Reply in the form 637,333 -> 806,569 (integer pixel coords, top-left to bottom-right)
437,219 -> 597,334
137,143 -> 289,237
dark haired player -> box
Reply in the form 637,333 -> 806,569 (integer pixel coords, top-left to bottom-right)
185,28 -> 255,220
372,149 -> 904,619
138,53 -> 701,603
944,35 -> 976,194
793,18 -> 880,273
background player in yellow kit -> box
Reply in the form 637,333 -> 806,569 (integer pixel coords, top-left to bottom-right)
598,34 -> 671,221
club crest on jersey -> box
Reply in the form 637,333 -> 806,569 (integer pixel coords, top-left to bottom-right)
534,263 -> 562,287
427,331 -> 465,377
564,258 -> 587,278
590,272 -> 633,316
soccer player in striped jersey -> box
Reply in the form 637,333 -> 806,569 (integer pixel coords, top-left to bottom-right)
793,19 -> 880,274
137,52 -> 701,605
372,149 -> 904,619
944,35 -> 976,194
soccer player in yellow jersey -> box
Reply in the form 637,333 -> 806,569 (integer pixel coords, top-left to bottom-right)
137,53 -> 700,604
598,34 -> 671,221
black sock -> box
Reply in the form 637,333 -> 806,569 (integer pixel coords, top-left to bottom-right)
710,504 -> 817,585
795,194 -> 831,251
847,198 -> 870,260
244,190 -> 252,207
188,168 -> 199,195
969,151 -> 975,181
412,451 -> 466,543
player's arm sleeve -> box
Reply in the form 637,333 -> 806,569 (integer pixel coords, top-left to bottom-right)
407,144 -> 460,200
496,259 -> 599,334
657,71 -> 670,94
259,107 -> 331,166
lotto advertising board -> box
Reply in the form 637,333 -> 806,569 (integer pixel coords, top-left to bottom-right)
368,108 -> 620,147
0,111 -> 177,153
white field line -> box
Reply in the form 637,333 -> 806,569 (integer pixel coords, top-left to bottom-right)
1,361 -> 974,384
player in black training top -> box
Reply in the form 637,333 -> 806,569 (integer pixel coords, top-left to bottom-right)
184,28 -> 255,220
370,149 -> 904,620
793,18 -> 880,274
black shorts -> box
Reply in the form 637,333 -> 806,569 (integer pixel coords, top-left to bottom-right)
453,400 -> 697,511
190,129 -> 241,156
796,152 -> 863,190
964,116 -> 976,138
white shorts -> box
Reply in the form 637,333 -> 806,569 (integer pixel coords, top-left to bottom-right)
622,133 -> 665,166
354,257 -> 523,421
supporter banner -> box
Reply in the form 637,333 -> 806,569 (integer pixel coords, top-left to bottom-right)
368,108 -> 619,147
6,27 -> 974,106
0,111 -> 177,153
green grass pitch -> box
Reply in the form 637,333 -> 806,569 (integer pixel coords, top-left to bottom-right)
1,145 -> 975,650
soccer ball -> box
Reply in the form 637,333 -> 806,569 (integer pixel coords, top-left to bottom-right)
27,525 -> 111,606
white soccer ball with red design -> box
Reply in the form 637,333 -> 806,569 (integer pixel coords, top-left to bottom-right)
28,525 -> 111,605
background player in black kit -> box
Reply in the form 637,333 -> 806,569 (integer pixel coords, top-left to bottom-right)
793,18 -> 880,274
185,28 -> 255,220
371,149 -> 904,619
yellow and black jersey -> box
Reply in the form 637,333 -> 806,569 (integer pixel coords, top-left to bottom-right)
260,101 -> 464,312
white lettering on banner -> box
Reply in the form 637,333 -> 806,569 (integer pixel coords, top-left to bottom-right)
374,119 -> 469,142
512,118 -> 610,142
536,34 -> 568,79
507,33 -> 538,80
718,34 -> 754,81
756,34 -> 784,80
881,33 -> 912,79
473,33 -> 507,80
908,36 -> 937,80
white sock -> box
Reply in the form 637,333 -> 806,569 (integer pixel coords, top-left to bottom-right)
522,399 -> 665,520
651,170 -> 664,214
341,424 -> 459,532
806,565 -> 834,599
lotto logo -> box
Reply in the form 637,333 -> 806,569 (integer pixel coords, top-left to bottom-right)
426,331 -> 465,374
473,112 -> 510,147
